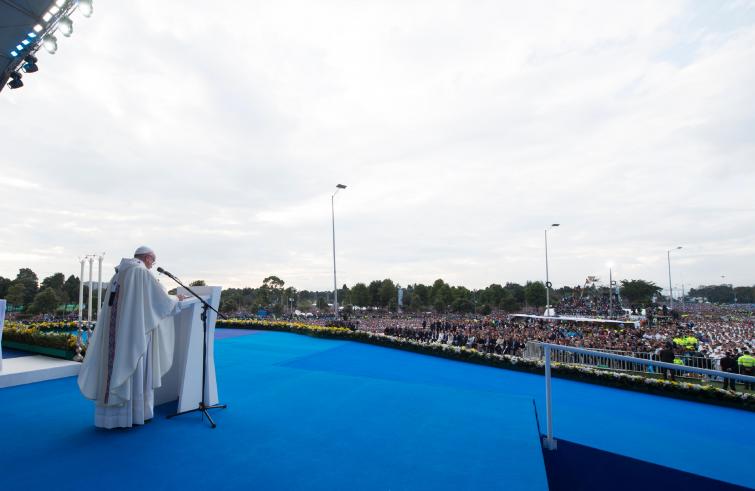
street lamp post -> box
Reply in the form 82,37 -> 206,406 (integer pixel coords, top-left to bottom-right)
608,265 -> 613,318
667,246 -> 682,309
544,224 -> 560,315
331,184 -> 347,319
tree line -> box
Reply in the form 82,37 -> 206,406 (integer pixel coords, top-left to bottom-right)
221,277 -> 680,315
2,266 -> 752,316
0,269 -> 81,314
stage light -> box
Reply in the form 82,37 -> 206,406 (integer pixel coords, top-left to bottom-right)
8,72 -> 23,89
23,55 -> 39,73
42,34 -> 58,54
79,0 -> 93,18
10,50 -> 18,57
33,24 -> 43,33
28,32 -> 37,39
49,6 -> 60,15
59,16 -> 73,37
16,44 -> 23,50
56,0 -> 67,6
42,12 -> 52,22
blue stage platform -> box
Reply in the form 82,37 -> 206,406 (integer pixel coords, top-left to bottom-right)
1,330 -> 753,490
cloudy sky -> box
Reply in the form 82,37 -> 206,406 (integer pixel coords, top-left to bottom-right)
2,0 -> 754,293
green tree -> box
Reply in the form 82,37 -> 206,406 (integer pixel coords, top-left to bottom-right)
621,279 -> 663,305
284,286 -> 298,312
734,286 -> 754,304
339,284 -> 350,306
433,299 -> 446,313
480,284 -> 505,307
688,284 -> 735,304
316,297 -> 329,310
504,282 -> 525,305
220,289 -> 243,312
378,279 -> 396,307
30,287 -> 60,314
14,268 -> 39,305
0,275 -> 10,298
452,298 -> 475,313
189,280 -> 206,287
41,273 -> 65,291
367,280 -> 382,307
263,275 -> 285,290
6,282 -> 26,307
262,275 -> 285,307
350,283 -> 370,307
41,273 -> 67,303
63,275 -> 80,305
499,290 -> 521,312
430,279 -> 453,312
411,283 -> 431,310
524,281 -> 547,307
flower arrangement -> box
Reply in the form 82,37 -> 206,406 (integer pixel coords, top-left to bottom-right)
2,324 -> 79,355
4,318 -> 753,410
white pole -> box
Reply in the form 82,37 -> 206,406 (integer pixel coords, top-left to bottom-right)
74,258 -> 85,361
609,267 -> 613,318
544,346 -> 556,450
87,257 -> 93,324
331,185 -> 346,318
331,193 -> 338,318
667,249 -> 673,309
78,259 -> 84,326
96,255 -> 103,321
544,228 -> 550,314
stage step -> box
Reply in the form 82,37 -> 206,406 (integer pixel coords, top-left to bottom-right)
0,354 -> 80,388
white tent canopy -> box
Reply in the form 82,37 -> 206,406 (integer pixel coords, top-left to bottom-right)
511,314 -> 639,328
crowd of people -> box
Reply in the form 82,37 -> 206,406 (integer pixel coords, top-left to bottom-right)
554,293 -> 626,318
338,304 -> 755,390
9,294 -> 754,390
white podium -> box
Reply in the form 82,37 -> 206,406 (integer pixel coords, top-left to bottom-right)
0,299 -> 6,371
155,286 -> 222,413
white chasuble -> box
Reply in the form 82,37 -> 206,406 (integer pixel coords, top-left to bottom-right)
78,258 -> 180,428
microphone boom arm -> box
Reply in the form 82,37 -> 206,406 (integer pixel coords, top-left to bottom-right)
158,267 -> 227,320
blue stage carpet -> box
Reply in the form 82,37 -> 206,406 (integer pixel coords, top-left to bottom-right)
1,331 -> 753,490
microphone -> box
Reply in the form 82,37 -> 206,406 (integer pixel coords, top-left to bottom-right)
156,266 -> 176,279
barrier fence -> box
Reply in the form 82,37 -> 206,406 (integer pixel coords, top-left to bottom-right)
524,342 -> 717,379
538,343 -> 755,451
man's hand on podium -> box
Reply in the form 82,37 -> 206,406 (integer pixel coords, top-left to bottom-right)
177,294 -> 191,300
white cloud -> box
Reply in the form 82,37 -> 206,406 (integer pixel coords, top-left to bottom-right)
1,0 -> 754,291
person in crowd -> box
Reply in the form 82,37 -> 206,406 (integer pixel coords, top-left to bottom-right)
720,351 -> 738,391
738,350 -> 754,391
658,342 -> 677,381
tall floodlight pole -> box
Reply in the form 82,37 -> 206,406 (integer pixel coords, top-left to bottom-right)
544,224 -> 560,316
331,184 -> 347,318
667,246 -> 682,309
609,266 -> 613,318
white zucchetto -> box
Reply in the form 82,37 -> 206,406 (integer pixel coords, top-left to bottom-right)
134,245 -> 155,256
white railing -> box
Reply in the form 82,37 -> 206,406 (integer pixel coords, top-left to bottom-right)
538,342 -> 755,451
525,341 -> 717,377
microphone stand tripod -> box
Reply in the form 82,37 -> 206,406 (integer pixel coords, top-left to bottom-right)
162,271 -> 228,428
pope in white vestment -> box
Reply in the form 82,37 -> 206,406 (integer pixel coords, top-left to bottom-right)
78,247 -> 181,429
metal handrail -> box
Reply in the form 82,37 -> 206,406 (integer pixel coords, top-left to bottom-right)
538,342 -> 755,451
